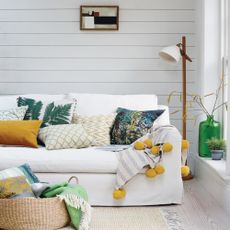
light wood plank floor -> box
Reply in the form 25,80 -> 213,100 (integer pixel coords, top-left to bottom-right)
167,179 -> 230,230
63,179 -> 229,230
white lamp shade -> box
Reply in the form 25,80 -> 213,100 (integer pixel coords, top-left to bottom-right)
159,45 -> 181,63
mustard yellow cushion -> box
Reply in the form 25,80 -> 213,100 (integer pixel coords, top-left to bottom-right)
0,120 -> 42,148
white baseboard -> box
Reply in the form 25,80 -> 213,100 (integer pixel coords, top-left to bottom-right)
194,156 -> 230,216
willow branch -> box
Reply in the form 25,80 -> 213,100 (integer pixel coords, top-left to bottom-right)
193,96 -> 210,116
213,102 -> 228,113
211,78 -> 224,115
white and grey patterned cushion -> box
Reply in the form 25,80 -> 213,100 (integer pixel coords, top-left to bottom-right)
73,114 -> 116,146
0,106 -> 28,120
39,124 -> 93,150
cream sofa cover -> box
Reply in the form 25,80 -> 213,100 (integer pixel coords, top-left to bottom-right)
0,94 -> 183,206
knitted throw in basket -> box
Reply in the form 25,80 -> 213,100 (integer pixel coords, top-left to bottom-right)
41,176 -> 91,230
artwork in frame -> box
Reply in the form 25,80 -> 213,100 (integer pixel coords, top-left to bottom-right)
80,5 -> 119,31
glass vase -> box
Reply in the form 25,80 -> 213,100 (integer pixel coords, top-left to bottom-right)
199,115 -> 221,158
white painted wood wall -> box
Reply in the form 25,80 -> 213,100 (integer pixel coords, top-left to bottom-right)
0,0 -> 196,143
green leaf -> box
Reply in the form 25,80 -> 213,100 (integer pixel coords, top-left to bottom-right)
42,102 -> 55,127
206,137 -> 226,151
17,97 -> 42,120
31,101 -> 43,120
42,103 -> 71,127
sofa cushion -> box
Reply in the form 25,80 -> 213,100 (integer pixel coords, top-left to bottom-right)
0,94 -> 65,110
111,108 -> 165,145
0,106 -> 28,120
67,93 -> 158,116
73,114 -> 117,146
0,147 -> 120,173
39,124 -> 93,150
17,97 -> 75,128
0,176 -> 35,198
0,164 -> 39,184
0,120 -> 42,148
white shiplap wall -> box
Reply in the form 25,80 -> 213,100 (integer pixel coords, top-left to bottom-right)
0,0 -> 196,140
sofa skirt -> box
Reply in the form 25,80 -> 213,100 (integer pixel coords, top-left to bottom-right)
37,173 -> 183,206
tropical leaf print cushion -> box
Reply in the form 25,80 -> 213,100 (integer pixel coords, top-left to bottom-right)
111,108 -> 164,145
17,97 -> 75,128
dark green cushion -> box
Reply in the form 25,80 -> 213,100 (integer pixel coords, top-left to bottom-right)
111,108 -> 164,145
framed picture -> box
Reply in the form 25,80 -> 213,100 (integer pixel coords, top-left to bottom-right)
80,5 -> 119,31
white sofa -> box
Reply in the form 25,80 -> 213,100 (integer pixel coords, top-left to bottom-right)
0,93 -> 183,206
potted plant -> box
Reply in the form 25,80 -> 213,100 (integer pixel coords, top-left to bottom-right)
168,78 -> 227,158
206,138 -> 226,160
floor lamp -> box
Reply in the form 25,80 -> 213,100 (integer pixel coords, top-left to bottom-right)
159,36 -> 193,180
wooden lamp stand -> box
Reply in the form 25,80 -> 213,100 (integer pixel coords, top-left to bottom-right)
159,36 -> 193,180
179,36 -> 193,180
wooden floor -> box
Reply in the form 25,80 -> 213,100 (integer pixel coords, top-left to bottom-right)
62,179 -> 229,230
168,179 -> 230,230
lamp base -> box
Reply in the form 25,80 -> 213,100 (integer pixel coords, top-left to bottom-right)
182,172 -> 194,181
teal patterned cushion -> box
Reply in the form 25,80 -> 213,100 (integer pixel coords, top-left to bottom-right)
0,164 -> 39,184
111,108 -> 164,145
17,97 -> 75,128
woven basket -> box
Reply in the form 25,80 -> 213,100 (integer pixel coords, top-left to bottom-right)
0,197 -> 70,230
0,176 -> 81,230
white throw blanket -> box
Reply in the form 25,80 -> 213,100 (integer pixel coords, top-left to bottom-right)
115,125 -> 181,189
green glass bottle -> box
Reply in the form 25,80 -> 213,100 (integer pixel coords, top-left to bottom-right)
199,115 -> 221,157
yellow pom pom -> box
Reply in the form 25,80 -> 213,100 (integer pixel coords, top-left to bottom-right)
145,168 -> 157,178
120,189 -> 126,198
155,164 -> 165,174
113,189 -> 126,200
143,139 -> 153,149
163,143 -> 173,153
181,165 -> 190,177
150,146 -> 160,155
182,139 -> 190,150
134,141 -> 145,150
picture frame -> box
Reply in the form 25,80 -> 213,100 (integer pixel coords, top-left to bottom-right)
80,5 -> 119,31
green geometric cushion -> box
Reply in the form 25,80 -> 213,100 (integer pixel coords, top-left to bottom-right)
17,97 -> 75,128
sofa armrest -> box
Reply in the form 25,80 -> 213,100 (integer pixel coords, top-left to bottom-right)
155,105 -> 170,126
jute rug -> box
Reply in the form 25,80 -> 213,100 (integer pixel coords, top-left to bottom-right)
61,207 -> 184,230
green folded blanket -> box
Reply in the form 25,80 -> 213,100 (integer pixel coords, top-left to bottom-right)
41,182 -> 91,230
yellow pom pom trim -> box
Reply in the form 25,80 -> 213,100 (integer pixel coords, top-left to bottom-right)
120,189 -> 126,198
182,139 -> 190,150
134,141 -> 145,150
145,168 -> 157,178
150,146 -> 160,155
113,188 -> 126,200
155,164 -> 165,174
181,165 -> 190,177
163,143 -> 173,153
143,139 -> 153,149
